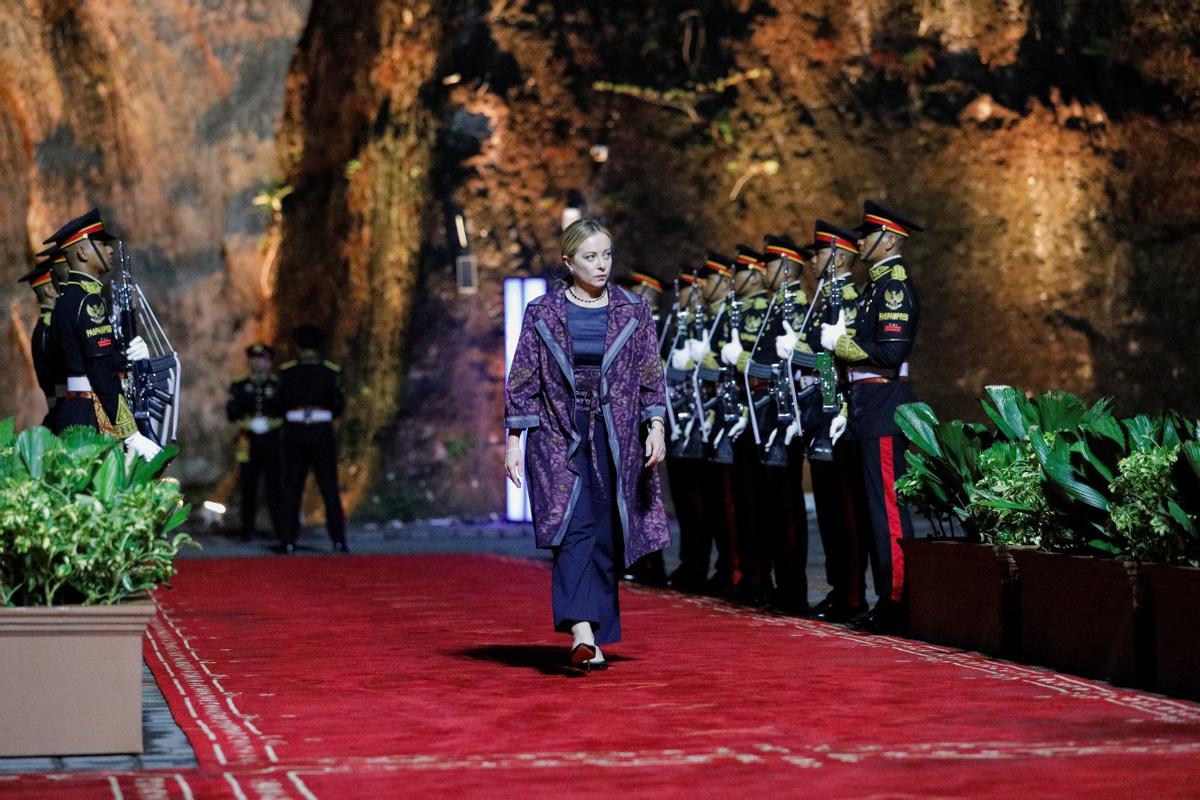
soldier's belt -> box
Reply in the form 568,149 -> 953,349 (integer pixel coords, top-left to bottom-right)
746,361 -> 775,380
852,377 -> 909,385
696,366 -> 722,383
791,351 -> 818,369
67,375 -> 93,392
665,366 -> 691,381
848,363 -> 910,383
65,391 -> 93,400
285,407 -> 333,424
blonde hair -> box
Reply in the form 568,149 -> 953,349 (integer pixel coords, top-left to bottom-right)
561,218 -> 612,259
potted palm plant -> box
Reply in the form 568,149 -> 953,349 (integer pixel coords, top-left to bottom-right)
0,420 -> 193,756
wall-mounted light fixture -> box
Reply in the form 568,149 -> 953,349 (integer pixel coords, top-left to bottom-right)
503,276 -> 547,522
446,202 -> 478,294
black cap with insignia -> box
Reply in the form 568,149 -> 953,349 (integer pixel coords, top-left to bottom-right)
860,200 -> 924,238
246,342 -> 274,359
293,325 -> 328,349
43,208 -> 117,248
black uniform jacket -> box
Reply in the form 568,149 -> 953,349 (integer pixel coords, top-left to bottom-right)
278,355 -> 345,418
842,255 -> 918,440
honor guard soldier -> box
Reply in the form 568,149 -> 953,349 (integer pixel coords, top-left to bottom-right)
664,268 -> 710,592
692,252 -> 742,595
279,325 -> 348,554
619,271 -> 668,586
821,201 -> 921,632
45,209 -> 161,460
227,343 -> 286,542
716,245 -> 773,604
744,233 -> 812,613
777,221 -> 868,622
18,253 -> 64,428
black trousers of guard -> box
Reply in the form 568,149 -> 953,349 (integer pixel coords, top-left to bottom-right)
55,396 -> 100,432
698,459 -> 739,592
853,435 -> 914,605
666,457 -> 708,589
730,434 -> 770,599
282,423 -> 346,546
240,431 -> 285,538
760,444 -> 809,611
810,442 -> 867,610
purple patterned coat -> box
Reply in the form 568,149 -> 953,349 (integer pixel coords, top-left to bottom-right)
505,284 -> 671,566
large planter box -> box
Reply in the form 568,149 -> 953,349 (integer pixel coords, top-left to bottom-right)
1009,550 -> 1141,686
1140,563 -> 1200,699
0,601 -> 156,756
901,539 -> 1018,657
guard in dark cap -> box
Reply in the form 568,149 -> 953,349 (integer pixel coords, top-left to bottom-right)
18,255 -> 64,428
821,201 -> 921,631
227,343 -> 285,541
715,244 -> 772,604
45,209 -> 161,460
694,253 -> 742,595
747,233 -> 812,613
279,325 -> 348,553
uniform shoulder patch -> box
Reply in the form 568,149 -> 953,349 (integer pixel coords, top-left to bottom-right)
323,360 -> 342,372
890,264 -> 908,281
883,287 -> 906,311
232,374 -> 249,384
279,360 -> 298,370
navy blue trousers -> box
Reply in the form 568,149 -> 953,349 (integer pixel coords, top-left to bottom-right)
552,408 -> 623,645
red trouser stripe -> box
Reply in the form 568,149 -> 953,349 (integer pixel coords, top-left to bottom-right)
880,436 -> 905,602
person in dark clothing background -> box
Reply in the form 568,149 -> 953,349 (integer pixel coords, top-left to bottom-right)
278,325 -> 348,554
227,343 -> 285,542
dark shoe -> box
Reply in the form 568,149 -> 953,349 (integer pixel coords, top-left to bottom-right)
809,596 -> 840,620
570,642 -> 597,666
333,541 -> 350,554
862,602 -> 904,634
585,657 -> 610,671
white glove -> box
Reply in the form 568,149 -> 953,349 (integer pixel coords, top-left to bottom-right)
829,414 -> 847,446
820,310 -> 847,352
784,418 -> 800,446
670,347 -> 691,371
681,416 -> 694,443
687,336 -> 708,362
124,431 -> 162,462
775,321 -> 798,361
248,416 -> 271,435
728,413 -> 748,441
720,331 -> 744,367
764,428 -> 778,453
125,335 -> 149,362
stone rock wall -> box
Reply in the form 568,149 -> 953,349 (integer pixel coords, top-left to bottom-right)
0,0 -> 309,485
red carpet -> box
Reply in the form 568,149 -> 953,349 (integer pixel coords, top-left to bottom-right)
4,553 -> 1200,798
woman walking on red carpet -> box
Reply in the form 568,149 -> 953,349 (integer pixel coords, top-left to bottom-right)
504,218 -> 670,670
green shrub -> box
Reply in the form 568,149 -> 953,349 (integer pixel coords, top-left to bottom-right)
0,420 -> 195,606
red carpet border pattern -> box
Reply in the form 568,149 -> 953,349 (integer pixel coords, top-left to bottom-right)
2,553 -> 1200,799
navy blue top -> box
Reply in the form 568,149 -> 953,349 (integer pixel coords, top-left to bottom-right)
567,303 -> 608,369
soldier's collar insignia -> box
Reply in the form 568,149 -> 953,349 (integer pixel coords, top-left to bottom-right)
869,263 -> 892,282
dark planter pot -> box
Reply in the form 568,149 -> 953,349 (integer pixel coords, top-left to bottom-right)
901,539 -> 1018,657
1140,563 -> 1200,700
1010,549 -> 1142,686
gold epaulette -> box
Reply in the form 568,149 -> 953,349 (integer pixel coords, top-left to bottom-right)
81,281 -> 103,295
891,264 -> 908,281
232,374 -> 249,384
843,285 -> 859,301
280,360 -> 298,370
324,360 -> 341,372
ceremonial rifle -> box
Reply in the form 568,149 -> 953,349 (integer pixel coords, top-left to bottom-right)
112,242 -> 182,446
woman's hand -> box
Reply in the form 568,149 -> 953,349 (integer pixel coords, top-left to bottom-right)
644,422 -> 666,468
505,436 -> 524,488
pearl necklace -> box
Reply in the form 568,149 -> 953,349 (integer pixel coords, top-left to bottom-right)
568,286 -> 608,305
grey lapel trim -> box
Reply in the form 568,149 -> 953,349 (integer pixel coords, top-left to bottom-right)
601,317 -> 639,378
535,319 -> 575,394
